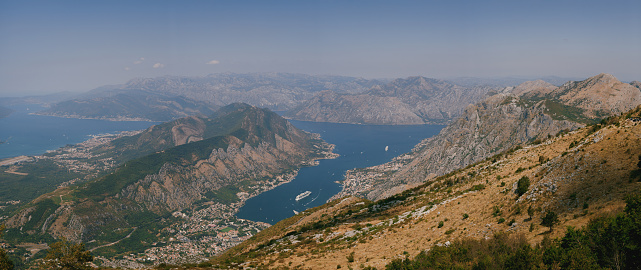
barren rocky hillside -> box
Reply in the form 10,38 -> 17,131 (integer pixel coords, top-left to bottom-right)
211,105 -> 641,270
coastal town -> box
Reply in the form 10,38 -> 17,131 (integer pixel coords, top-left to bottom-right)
329,150 -> 419,201
96,202 -> 271,268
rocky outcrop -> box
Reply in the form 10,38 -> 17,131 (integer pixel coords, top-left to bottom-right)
286,76 -> 493,125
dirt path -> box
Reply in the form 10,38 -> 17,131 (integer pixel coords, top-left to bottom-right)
89,227 -> 137,252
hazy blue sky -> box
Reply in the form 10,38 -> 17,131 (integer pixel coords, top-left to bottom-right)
1,0 -> 640,96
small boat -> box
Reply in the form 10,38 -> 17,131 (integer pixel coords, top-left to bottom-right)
293,210 -> 299,215
295,191 -> 311,201
385,145 -> 389,151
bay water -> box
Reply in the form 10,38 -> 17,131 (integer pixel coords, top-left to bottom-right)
0,104 -> 157,159
236,120 -> 444,224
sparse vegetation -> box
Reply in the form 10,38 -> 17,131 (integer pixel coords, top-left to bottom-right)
386,193 -> 641,270
346,251 -> 355,263
492,206 -> 502,217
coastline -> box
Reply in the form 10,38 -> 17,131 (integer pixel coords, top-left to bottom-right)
31,112 -> 159,122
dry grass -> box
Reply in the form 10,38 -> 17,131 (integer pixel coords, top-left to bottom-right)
212,115 -> 641,270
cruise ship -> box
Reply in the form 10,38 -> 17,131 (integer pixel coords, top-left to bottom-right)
295,191 -> 311,201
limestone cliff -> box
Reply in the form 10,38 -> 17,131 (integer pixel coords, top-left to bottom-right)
285,76 -> 493,125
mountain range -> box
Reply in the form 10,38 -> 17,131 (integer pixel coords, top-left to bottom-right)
210,80 -> 641,269
35,73 -> 382,122
333,73 -> 641,201
285,77 -> 493,125
36,90 -> 219,122
2,73 -> 641,269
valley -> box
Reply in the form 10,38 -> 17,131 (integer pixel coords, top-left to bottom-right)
1,73 -> 640,269
212,102 -> 641,270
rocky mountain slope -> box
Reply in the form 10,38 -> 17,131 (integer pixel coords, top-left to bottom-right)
285,77 -> 493,125
334,74 -> 641,201
2,104 -> 335,265
37,90 -> 219,122
524,73 -> 641,119
211,105 -> 641,270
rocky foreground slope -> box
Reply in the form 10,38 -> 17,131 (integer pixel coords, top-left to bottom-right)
3,104 -> 335,266
285,77 -> 493,125
211,104 -> 641,270
335,74 -> 641,201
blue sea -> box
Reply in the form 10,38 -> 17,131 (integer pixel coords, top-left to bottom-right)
0,104 -> 158,159
236,120 -> 444,224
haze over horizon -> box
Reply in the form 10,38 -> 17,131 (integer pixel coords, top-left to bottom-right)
1,0 -> 640,97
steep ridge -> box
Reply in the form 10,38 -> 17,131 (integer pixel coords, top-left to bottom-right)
334,74 -> 640,201
212,105 -> 641,270
285,77 -> 493,125
3,104 -> 335,265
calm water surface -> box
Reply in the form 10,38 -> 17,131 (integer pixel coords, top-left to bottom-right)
0,104 -> 157,159
236,120 -> 444,224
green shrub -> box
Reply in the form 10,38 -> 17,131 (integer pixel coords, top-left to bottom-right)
346,251 -> 355,263
516,176 -> 530,197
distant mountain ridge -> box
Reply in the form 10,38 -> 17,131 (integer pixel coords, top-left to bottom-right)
37,73 -> 382,121
36,90 -> 219,122
285,76 -> 494,125
122,73 -> 381,111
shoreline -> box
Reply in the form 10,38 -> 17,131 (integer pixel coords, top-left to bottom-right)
31,112 -> 160,122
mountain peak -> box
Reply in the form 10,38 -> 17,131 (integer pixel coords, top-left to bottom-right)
511,79 -> 557,96
547,73 -> 641,119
